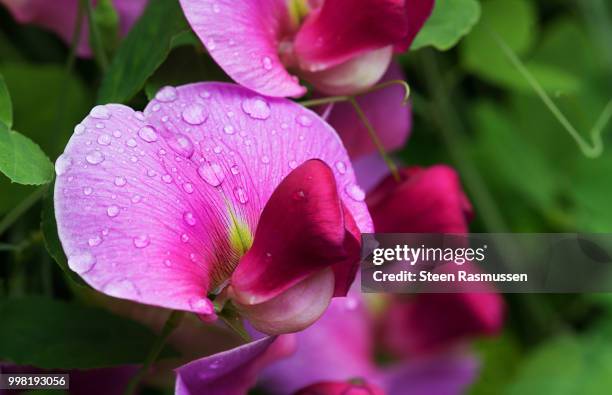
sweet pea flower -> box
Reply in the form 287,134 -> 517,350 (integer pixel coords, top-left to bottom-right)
175,292 -> 478,395
54,82 -> 372,335
178,0 -> 434,97
364,164 -> 505,355
0,0 -> 148,57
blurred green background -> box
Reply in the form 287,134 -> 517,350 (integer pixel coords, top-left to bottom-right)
1,0 -> 612,393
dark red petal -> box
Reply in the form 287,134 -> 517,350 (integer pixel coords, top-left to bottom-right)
294,380 -> 386,395
231,159 -> 360,305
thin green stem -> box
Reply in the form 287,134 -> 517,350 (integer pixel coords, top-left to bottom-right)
123,310 -> 184,395
80,0 -> 109,71
348,97 -> 401,182
299,79 -> 411,108
0,186 -> 47,237
489,28 -> 612,158
299,95 -> 350,107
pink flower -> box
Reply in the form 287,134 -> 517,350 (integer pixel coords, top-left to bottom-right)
0,0 -> 148,57
365,165 -> 505,355
54,83 -> 372,335
294,380 -> 386,395
178,0 -> 434,97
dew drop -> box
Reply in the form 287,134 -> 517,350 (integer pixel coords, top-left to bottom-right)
131,194 -> 142,204
183,211 -> 197,226
55,154 -> 72,176
207,38 -> 217,50
96,134 -> 111,146
107,205 -> 120,217
166,134 -> 194,158
88,235 -> 102,247
292,189 -> 306,200
74,124 -> 85,135
114,176 -> 127,187
126,138 -> 137,147
223,125 -> 235,135
261,155 -> 270,164
183,182 -> 194,194
288,160 -> 298,169
335,161 -> 347,174
138,126 -> 158,142
262,56 -> 273,70
345,184 -> 365,201
182,104 -> 208,125
241,97 -> 271,120
155,86 -> 177,102
90,105 -> 111,119
164,259 -> 172,267
213,146 -> 222,154
181,233 -> 189,243
234,187 -> 248,204
86,151 -> 105,165
200,91 -> 211,99
147,169 -> 157,177
296,114 -> 313,127
162,174 -> 173,184
230,164 -> 240,175
83,186 -> 93,196
113,130 -> 122,138
68,252 -> 96,274
105,279 -> 139,298
95,122 -> 105,129
197,162 -> 225,187
134,111 -> 145,121
133,235 -> 150,248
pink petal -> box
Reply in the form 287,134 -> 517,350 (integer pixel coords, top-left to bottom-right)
175,336 -> 295,395
381,293 -> 504,355
394,0 -> 436,52
294,380 -> 386,395
366,165 -> 472,233
54,82 -> 371,316
323,62 -> 411,159
113,0 -> 149,36
230,160 -> 360,305
293,0 -> 415,71
179,0 -> 306,97
234,268 -> 336,334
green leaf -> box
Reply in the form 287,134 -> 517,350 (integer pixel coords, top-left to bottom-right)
97,0 -> 190,104
0,122 -> 54,185
0,73 -> 12,128
0,296 -> 176,369
92,0 -> 120,56
412,0 -> 481,51
41,183 -> 88,287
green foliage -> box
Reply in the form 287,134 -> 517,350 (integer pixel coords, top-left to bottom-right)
97,0 -> 191,103
412,0 -> 481,51
92,0 -> 120,56
0,73 -> 12,128
0,122 -> 53,185
0,296 -> 175,369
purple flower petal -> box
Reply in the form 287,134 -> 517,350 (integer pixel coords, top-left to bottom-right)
175,336 -> 295,395
179,0 -> 306,97
55,82 -> 371,317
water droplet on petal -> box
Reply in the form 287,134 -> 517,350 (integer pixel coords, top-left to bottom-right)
182,104 -> 208,125
261,155 -> 270,164
292,189 -> 306,200
200,91 -> 211,99
126,138 -> 137,147
105,279 -> 139,298
241,97 -> 271,120
90,105 -> 111,119
166,134 -> 194,158
95,122 -> 105,129
183,211 -> 197,226
86,151 -> 105,165
207,38 -> 216,50
134,111 -> 145,121
234,187 -> 248,204
55,154 -> 72,176
181,233 -> 189,243
183,182 -> 194,194
162,174 -> 173,184
296,114 -> 313,127
97,134 -> 111,145
230,164 -> 240,175
335,161 -> 347,174
164,259 -> 172,267
74,124 -> 85,135
133,235 -> 150,248
113,130 -> 122,138
262,56 -> 273,70
147,169 -> 157,177
223,125 -> 235,135
107,205 -> 120,217
69,252 -> 96,274
131,194 -> 142,204
88,235 -> 102,247
83,186 -> 93,196
197,162 -> 225,187
114,176 -> 127,187
345,184 -> 365,201
288,160 -> 298,169
155,86 -> 177,102
138,126 -> 158,142
213,146 -> 222,154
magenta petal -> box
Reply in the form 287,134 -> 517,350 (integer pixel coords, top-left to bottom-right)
230,160 -> 360,305
55,83 -> 371,315
179,0 -> 306,97
294,0 -> 411,70
175,336 -> 295,395
294,381 -> 386,395
367,165 -> 472,233
394,0 -> 436,52
323,62 -> 411,159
